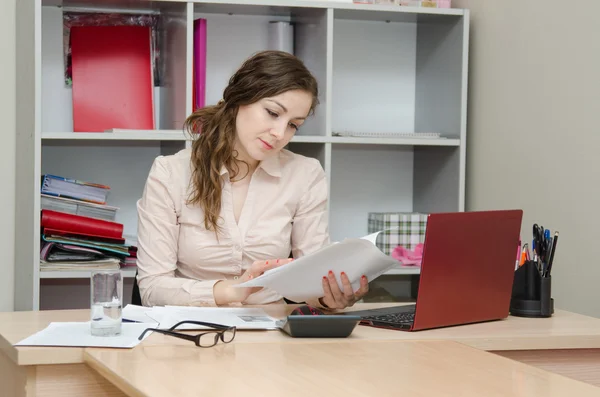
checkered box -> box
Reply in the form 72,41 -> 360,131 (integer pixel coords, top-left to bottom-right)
368,212 -> 429,255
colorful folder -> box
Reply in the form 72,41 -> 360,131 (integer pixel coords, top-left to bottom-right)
70,25 -> 155,132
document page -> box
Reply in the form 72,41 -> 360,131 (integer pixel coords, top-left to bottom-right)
15,322 -> 155,348
235,234 -> 400,302
153,307 -> 279,330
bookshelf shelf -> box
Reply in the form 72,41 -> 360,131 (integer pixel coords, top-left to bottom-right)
291,136 -> 460,146
39,267 -> 138,279
329,137 -> 460,146
15,0 -> 469,311
290,135 -> 329,143
73,0 -> 466,18
41,130 -> 190,141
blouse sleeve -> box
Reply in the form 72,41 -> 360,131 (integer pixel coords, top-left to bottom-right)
289,160 -> 333,309
135,156 -> 219,307
290,159 -> 330,259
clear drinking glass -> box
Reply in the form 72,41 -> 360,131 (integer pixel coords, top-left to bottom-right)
90,269 -> 123,336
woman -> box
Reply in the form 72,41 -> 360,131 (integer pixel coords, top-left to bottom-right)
136,50 -> 369,309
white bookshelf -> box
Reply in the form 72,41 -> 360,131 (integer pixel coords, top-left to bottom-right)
15,0 -> 469,310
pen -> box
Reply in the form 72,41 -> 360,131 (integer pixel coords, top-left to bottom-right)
515,239 -> 522,269
544,231 -> 559,277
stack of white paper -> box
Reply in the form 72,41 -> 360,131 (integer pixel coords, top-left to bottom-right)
121,304 -> 279,330
150,306 -> 279,330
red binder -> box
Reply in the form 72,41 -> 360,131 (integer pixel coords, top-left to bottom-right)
42,228 -> 125,245
41,210 -> 124,240
70,25 -> 155,132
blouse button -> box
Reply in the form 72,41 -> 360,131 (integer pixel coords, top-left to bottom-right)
233,276 -> 239,280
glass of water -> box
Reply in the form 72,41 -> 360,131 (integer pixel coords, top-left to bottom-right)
90,269 -> 123,336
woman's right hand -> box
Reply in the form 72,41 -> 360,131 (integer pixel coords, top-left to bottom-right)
213,258 -> 292,305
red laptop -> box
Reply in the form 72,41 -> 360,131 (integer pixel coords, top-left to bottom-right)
346,209 -> 523,331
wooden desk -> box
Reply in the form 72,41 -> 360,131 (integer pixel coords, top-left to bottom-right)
2,304 -> 600,396
84,340 -> 600,397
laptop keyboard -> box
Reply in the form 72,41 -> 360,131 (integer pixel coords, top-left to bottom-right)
363,311 -> 415,325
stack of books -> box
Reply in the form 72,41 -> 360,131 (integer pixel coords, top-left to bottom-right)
39,175 -> 135,272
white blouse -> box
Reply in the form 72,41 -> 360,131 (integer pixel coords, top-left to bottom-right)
135,148 -> 330,306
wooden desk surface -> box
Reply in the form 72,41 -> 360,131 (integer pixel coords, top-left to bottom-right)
3,303 -> 600,366
84,339 -> 600,397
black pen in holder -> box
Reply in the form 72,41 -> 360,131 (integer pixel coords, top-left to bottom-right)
510,260 -> 554,318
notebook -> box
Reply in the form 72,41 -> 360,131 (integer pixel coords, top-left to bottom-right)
41,174 -> 110,205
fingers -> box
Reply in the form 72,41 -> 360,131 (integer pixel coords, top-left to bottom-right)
355,275 -> 369,297
340,272 -> 355,302
321,276 -> 334,303
321,273 -> 370,309
250,258 -> 292,278
327,271 -> 346,305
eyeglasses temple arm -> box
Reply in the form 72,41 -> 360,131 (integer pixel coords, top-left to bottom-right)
169,320 -> 233,331
138,328 -> 197,343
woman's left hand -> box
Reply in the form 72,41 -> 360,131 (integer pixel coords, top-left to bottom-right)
319,272 -> 369,309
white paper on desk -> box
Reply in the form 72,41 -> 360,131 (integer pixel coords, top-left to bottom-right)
234,234 -> 400,302
154,307 -> 279,330
122,304 -> 160,324
14,322 -> 156,349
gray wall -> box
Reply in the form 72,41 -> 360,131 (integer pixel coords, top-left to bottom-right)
454,0 -> 600,317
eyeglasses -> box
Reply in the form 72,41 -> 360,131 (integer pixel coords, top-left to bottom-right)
138,320 -> 237,347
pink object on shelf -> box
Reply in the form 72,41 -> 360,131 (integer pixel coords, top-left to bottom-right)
437,0 -> 451,8
194,18 -> 207,110
391,243 -> 424,267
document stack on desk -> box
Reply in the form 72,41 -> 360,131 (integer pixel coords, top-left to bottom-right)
121,304 -> 279,330
151,306 -> 280,330
235,231 -> 401,302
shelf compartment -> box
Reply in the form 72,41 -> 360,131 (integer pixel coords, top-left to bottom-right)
192,4 -> 330,137
328,144 -> 461,242
331,7 -> 467,142
41,141 -> 174,238
41,3 -> 188,134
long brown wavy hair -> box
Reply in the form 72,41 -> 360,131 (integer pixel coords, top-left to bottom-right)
183,50 -> 319,233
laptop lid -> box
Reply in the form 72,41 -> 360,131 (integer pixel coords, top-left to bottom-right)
411,209 -> 523,331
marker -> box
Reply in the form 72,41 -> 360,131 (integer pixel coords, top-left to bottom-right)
519,251 -> 527,267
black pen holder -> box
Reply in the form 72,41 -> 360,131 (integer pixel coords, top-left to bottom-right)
510,260 -> 554,318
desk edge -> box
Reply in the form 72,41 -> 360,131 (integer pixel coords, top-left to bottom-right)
84,350 -> 146,397
0,334 -> 19,364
